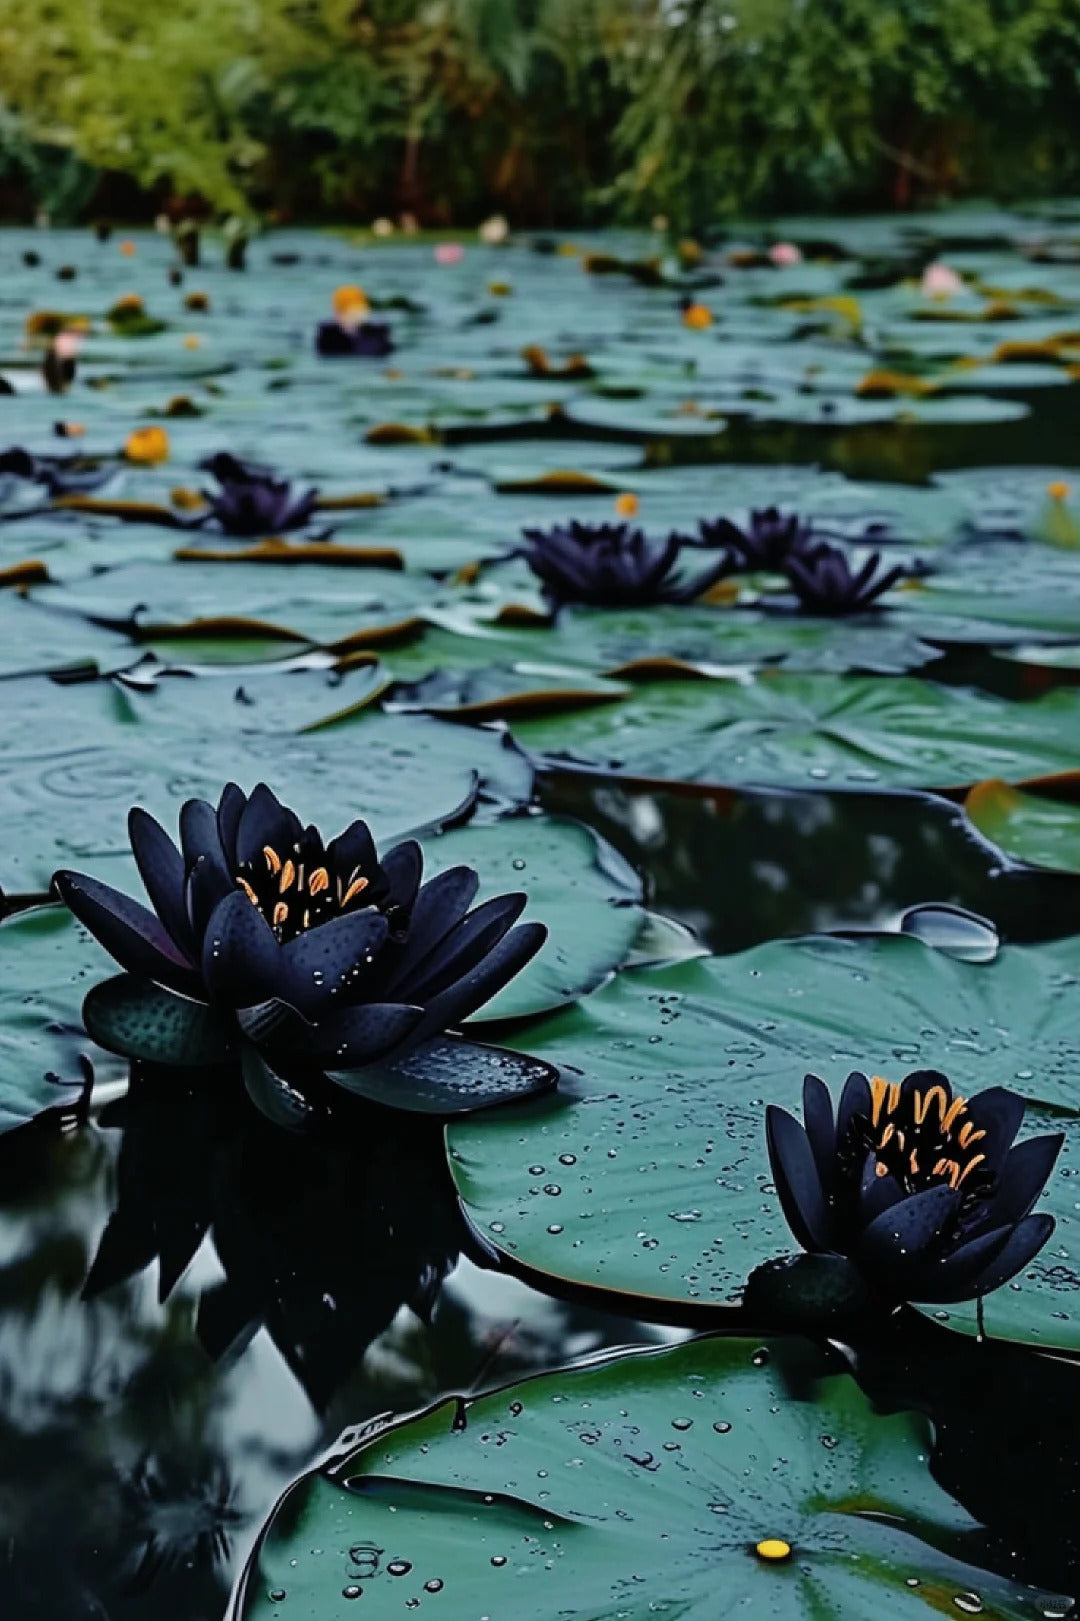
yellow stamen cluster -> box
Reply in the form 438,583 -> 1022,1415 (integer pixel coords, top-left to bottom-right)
868,1074 -> 987,1191
236,842 -> 371,939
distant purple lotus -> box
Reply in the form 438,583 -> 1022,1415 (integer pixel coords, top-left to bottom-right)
519,520 -> 729,609
198,452 -> 318,537
0,444 -> 112,497
683,506 -> 813,571
315,320 -> 394,358
782,541 -> 907,614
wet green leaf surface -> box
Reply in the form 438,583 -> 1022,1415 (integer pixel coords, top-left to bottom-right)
447,934 -> 1080,1346
235,1336 -> 1066,1621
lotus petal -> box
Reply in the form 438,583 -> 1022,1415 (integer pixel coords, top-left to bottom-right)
53,870 -> 203,996
765,1104 -> 829,1251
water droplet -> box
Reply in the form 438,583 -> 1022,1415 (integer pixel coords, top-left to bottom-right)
820,1434 -> 838,1450
547,1223 -> 564,1234
671,1418 -> 693,1431
954,1595 -> 984,1615
424,1579 -> 444,1594
751,1349 -> 769,1367
342,1587 -> 362,1600
268,1592 -> 287,1604
713,1421 -> 732,1434
490,1556 -> 507,1568
528,1165 -> 545,1176
558,1153 -> 577,1165
512,858 -> 526,870
388,1560 -> 413,1577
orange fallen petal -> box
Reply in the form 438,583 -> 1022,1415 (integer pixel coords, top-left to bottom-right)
124,425 -> 170,465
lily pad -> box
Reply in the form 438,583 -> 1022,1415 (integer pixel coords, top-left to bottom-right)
965,778 -> 1080,874
0,906 -> 126,1135
39,559 -> 442,651
446,932 -> 1080,1347
506,671 -> 1080,793
0,700 -> 533,893
424,813 -> 646,1020
233,1335 -> 1065,1621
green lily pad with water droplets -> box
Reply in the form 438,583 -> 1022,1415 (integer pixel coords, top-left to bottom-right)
231,1334 -> 1067,1621
0,695 -> 532,894
505,671 -> 1080,793
446,932 -> 1080,1348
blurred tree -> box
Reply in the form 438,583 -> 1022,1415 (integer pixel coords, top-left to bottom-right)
0,0 -> 1078,223
611,0 -> 1080,231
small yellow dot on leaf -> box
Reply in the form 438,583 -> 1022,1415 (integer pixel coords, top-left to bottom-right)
614,492 -> 639,518
755,1539 -> 792,1562
682,303 -> 712,330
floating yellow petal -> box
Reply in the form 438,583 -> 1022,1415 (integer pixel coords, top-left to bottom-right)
333,283 -> 369,319
124,426 -> 170,465
614,492 -> 640,518
682,302 -> 713,329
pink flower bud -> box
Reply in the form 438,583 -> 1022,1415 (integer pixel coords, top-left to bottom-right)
920,262 -> 964,299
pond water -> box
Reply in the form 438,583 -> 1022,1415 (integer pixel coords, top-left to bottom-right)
2,213 -> 1080,1618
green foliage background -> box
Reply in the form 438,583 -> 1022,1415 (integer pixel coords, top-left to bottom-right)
2,0 -> 1080,227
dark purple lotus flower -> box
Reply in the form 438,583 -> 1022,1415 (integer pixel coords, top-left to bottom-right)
53,784 -> 551,1117
518,520 -> 729,608
197,453 -> 318,537
680,506 -> 813,572
315,320 -> 394,358
766,1070 -> 1061,1304
781,541 -> 907,614
0,445 -> 113,497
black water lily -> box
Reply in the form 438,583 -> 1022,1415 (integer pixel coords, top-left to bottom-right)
0,444 -> 112,497
518,520 -> 729,608
766,1070 -> 1062,1304
53,784 -> 554,1118
315,319 -> 394,358
680,506 -> 813,571
197,453 -> 319,537
781,541 -> 907,614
